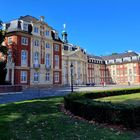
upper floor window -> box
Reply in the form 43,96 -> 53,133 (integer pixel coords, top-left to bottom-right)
21,71 -> 27,83
34,39 -> 40,47
54,44 -> 59,51
8,37 -> 12,45
34,52 -> 39,64
46,42 -> 51,48
46,53 -> 50,67
34,72 -> 39,82
46,30 -> 50,36
21,37 -> 28,45
55,55 -> 59,69
23,23 -> 28,31
21,50 -> 28,66
34,26 -> 39,33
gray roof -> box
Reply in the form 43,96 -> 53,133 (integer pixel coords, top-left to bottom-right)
19,15 -> 39,22
101,52 -> 138,60
88,54 -> 104,61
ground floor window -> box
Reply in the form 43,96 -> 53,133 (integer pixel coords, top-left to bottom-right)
54,72 -> 59,83
46,72 -> 50,81
34,72 -> 39,82
21,71 -> 27,83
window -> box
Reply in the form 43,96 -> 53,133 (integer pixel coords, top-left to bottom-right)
21,71 -> 27,83
133,67 -> 136,74
34,39 -> 39,47
23,23 -> 28,31
55,55 -> 59,69
34,52 -> 39,64
21,37 -> 28,45
46,72 -> 50,81
21,50 -> 27,66
46,53 -> 50,67
55,33 -> 58,39
34,72 -> 39,81
129,69 -> 132,75
46,30 -> 50,36
8,37 -> 12,44
46,42 -> 51,48
54,72 -> 59,82
34,26 -> 39,33
55,44 -> 59,51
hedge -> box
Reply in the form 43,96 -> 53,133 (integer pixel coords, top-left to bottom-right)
64,88 -> 140,128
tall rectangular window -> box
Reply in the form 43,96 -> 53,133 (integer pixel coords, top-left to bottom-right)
34,27 -> 39,33
34,72 -> 39,82
46,30 -> 50,36
46,72 -> 50,81
54,72 -> 59,83
21,37 -> 28,45
21,50 -> 27,66
34,52 -> 39,64
46,53 -> 50,67
55,55 -> 59,69
21,71 -> 27,83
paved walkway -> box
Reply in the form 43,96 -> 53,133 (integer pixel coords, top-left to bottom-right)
0,85 -> 140,104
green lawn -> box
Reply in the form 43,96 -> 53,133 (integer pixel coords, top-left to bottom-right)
95,93 -> 140,106
0,97 -> 135,140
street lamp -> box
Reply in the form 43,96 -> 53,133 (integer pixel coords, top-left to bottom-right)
70,63 -> 73,92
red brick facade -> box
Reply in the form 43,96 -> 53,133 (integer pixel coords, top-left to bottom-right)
53,43 -> 62,84
5,32 -> 31,85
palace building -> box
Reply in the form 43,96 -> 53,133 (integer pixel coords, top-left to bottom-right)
3,15 -> 140,87
4,15 -> 62,86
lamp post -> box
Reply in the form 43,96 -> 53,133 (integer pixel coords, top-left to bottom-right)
70,63 -> 73,92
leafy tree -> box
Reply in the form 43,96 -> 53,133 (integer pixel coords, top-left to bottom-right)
0,20 -> 8,85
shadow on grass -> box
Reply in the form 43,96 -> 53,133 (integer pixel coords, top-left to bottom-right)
0,97 -> 134,140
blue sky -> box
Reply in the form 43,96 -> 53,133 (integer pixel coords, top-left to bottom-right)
0,0 -> 140,55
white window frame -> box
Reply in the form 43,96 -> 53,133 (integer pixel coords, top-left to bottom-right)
21,50 -> 28,66
20,71 -> 27,83
21,37 -> 28,45
8,37 -> 12,45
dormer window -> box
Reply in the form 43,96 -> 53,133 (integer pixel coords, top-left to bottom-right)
23,23 -> 28,31
8,37 -> 12,45
55,33 -> 58,39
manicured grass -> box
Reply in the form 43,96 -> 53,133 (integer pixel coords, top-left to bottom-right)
0,97 -> 134,140
95,93 -> 140,106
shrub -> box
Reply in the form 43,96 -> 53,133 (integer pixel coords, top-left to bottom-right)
64,88 -> 140,128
